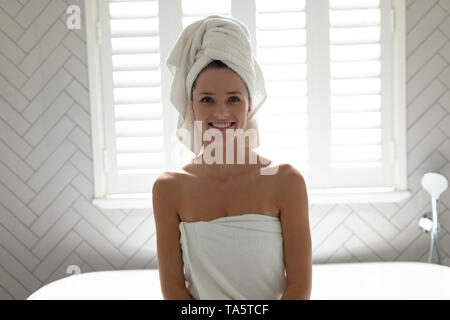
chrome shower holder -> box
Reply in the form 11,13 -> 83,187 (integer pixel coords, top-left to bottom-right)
418,172 -> 448,265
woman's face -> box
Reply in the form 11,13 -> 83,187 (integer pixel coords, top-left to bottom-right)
191,67 -> 250,139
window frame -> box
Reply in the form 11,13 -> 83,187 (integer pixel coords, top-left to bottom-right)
85,0 -> 410,209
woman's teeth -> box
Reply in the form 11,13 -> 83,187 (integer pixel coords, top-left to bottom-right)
209,122 -> 235,128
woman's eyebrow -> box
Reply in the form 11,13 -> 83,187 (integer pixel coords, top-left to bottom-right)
199,91 -> 243,95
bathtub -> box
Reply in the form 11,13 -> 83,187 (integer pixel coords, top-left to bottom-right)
27,261 -> 450,300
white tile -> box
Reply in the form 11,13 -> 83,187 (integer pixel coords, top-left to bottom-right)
349,204 -> 399,242
407,30 -> 447,80
15,0 -> 50,29
0,74 -> 28,111
0,0 -> 22,17
64,79 -> 89,110
439,65 -> 450,87
408,127 -> 447,173
32,208 -> 81,259
73,197 -> 127,247
64,56 -> 88,85
66,103 -> 91,135
407,104 -> 447,152
28,162 -> 78,215
74,242 -> 114,271
44,252 -> 84,285
391,189 -> 429,229
344,214 -> 398,260
0,161 -> 35,203
407,5 -> 448,56
63,32 -> 87,64
30,185 -> 79,237
0,96 -> 30,135
21,46 -> 71,100
119,216 -> 156,257
0,52 -> 27,88
0,118 -> 32,158
27,141 -> 77,192
0,7 -> 24,41
407,56 -> 447,104
0,223 -> 40,270
0,180 -> 36,226
69,150 -> 93,180
19,20 -> 68,77
70,173 -> 93,198
73,220 -> 127,269
311,204 -> 352,251
0,265 -> 30,300
25,116 -> 75,170
0,29 -> 25,64
407,80 -> 447,127
23,93 -> 73,146
0,245 -> 41,293
68,126 -> 92,158
16,0 -> 66,52
0,203 -> 38,249
22,69 -> 72,123
407,0 -> 439,32
33,231 -> 82,282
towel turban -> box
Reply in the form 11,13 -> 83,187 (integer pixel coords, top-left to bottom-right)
166,15 -> 267,157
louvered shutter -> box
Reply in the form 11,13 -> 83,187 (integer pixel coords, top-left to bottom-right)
255,0 -> 309,168
253,0 -> 393,189
326,0 -> 393,188
330,0 -> 383,168
100,0 -> 164,195
181,0 -> 231,28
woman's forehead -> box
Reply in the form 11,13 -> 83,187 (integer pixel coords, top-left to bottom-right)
195,69 -> 247,92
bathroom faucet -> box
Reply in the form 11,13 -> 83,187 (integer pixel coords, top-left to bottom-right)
418,172 -> 448,265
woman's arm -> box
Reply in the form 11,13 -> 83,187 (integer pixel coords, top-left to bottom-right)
152,172 -> 193,300
276,165 -> 312,300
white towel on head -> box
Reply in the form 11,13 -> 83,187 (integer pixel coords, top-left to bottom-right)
166,15 -> 267,157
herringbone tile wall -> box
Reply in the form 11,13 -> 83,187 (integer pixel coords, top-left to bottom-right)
0,0 -> 449,300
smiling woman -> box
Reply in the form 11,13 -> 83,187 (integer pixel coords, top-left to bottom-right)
191,62 -> 253,155
153,15 -> 312,300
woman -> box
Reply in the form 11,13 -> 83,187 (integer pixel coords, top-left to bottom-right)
152,16 -> 312,300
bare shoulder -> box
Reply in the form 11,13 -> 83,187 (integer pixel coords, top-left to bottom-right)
152,171 -> 177,192
272,163 -> 307,209
151,170 -> 185,212
268,161 -> 305,184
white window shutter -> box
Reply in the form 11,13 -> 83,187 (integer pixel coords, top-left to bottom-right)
181,0 -> 231,28
252,0 -> 393,189
330,0 -> 383,168
100,0 -> 164,195
325,0 -> 393,189
254,0 -> 309,168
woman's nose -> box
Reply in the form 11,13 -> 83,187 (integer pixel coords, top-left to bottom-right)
214,103 -> 230,116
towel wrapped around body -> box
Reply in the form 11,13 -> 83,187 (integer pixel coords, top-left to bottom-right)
179,214 -> 286,300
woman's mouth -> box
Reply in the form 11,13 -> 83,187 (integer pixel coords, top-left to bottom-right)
208,122 -> 236,130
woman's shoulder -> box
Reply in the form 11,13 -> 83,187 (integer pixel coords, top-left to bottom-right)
267,161 -> 305,190
257,154 -> 304,179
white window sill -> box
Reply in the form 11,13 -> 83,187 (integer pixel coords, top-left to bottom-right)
92,188 -> 411,209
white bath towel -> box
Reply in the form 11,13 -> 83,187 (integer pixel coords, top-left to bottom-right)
179,214 -> 286,300
166,15 -> 268,156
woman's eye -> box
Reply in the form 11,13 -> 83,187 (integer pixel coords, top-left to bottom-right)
230,96 -> 240,102
201,97 -> 212,103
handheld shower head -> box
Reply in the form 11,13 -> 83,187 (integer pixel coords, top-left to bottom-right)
421,173 -> 448,199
